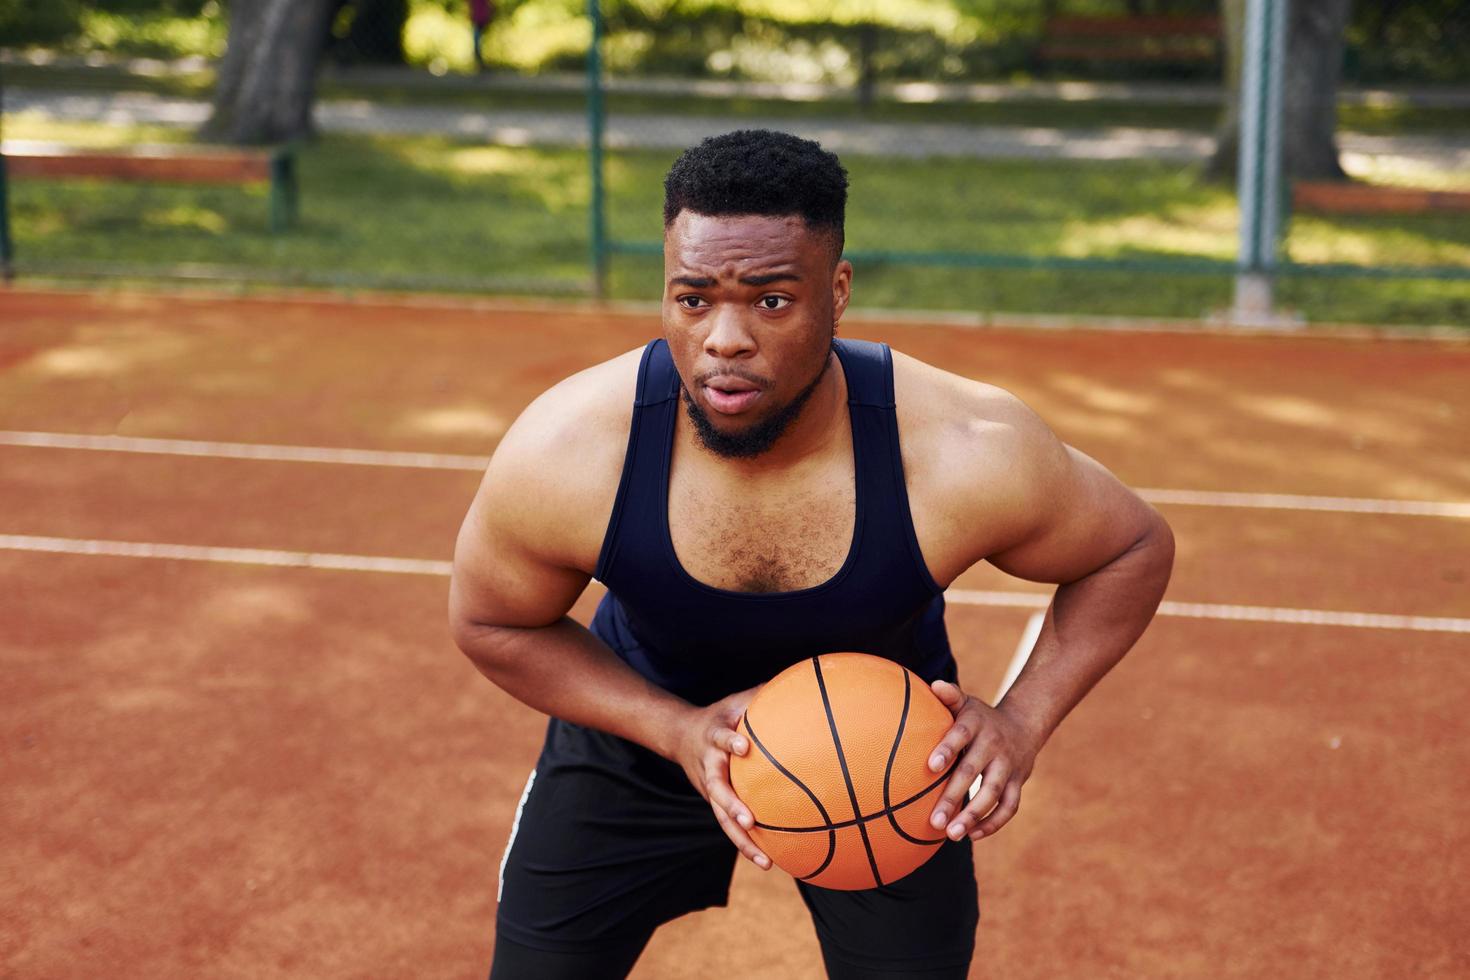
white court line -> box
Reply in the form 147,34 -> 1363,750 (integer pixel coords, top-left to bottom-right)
0,430 -> 489,471
0,534 -> 453,577
944,588 -> 1470,634
4,430 -> 1469,518
1136,487 -> 1470,519
997,611 -> 1046,702
3,533 -> 1467,634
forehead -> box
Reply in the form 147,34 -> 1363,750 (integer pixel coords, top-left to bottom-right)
664,212 -> 824,275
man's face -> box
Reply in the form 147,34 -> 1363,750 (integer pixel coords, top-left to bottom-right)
662,211 -> 853,458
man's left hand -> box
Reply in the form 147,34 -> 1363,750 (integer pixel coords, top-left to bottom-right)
926,679 -> 1041,841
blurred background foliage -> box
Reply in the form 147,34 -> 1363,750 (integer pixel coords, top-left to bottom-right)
3,0 -> 1466,324
3,0 -> 1467,84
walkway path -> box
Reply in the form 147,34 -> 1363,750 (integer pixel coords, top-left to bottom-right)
7,87 -> 1470,169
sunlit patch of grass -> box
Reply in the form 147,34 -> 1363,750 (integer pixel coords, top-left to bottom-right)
1057,201 -> 1238,260
3,116 -> 190,147
142,205 -> 229,235
441,146 -> 536,177
1340,155 -> 1470,192
1287,218 -> 1470,267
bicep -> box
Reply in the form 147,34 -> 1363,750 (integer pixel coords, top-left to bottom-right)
447,346 -> 637,634
986,432 -> 1160,587
449,484 -> 590,633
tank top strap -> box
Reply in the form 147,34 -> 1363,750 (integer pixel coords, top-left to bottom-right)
595,339 -> 678,581
637,337 -> 681,406
834,338 -> 944,597
832,337 -> 895,408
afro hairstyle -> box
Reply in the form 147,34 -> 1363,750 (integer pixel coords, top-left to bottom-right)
662,129 -> 848,254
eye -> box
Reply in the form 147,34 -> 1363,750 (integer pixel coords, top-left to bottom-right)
678,295 -> 708,310
757,295 -> 792,311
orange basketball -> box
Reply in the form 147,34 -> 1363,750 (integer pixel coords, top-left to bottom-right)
729,652 -> 955,890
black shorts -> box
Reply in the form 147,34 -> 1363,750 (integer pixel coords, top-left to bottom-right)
492,719 -> 979,978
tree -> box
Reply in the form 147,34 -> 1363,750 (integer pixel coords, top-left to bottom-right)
200,0 -> 339,145
1207,0 -> 1353,181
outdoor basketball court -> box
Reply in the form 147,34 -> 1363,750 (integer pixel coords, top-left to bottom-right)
2,287 -> 1467,977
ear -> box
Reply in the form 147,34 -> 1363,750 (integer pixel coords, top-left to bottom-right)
831,258 -> 853,329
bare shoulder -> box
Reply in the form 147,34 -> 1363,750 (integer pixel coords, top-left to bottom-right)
891,348 -> 1065,480
469,344 -> 645,573
890,349 -> 1071,583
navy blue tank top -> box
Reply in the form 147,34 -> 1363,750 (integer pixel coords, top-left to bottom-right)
589,338 -> 954,707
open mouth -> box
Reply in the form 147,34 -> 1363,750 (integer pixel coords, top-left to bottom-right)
702,377 -> 762,415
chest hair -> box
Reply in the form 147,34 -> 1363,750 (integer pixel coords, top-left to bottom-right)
669,479 -> 856,593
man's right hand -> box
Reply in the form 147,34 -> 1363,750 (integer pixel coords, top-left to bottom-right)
669,685 -> 770,870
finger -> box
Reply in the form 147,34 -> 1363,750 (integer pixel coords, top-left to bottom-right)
929,740 -> 993,831
926,698 -> 981,774
970,780 -> 1022,840
709,724 -> 749,757
710,800 -> 771,869
946,758 -> 1011,840
927,722 -> 969,773
704,757 -> 756,830
929,678 -> 965,710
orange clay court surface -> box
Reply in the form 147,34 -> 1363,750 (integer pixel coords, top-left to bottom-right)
1,288 -> 1468,979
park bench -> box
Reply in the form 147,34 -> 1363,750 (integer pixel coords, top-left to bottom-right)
1293,181 -> 1470,216
1037,15 -> 1222,69
0,140 -> 299,233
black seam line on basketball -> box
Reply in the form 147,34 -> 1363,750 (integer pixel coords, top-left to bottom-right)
884,666 -> 947,846
812,655 -> 885,890
751,767 -> 953,833
741,710 -> 837,882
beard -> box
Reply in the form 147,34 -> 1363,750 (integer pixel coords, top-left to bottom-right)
680,345 -> 834,460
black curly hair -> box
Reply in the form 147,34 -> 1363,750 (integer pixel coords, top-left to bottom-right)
662,129 -> 848,256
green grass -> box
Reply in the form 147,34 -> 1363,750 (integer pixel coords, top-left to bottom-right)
4,118 -> 1467,326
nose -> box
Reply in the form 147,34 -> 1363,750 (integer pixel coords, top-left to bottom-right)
703,305 -> 756,360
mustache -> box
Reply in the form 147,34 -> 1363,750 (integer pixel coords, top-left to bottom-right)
691,367 -> 773,389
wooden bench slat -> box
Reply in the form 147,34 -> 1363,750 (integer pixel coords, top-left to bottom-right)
1039,15 -> 1220,65
6,154 -> 272,184
1044,16 -> 1221,38
2,140 -> 299,233
1294,182 -> 1470,215
1037,42 -> 1219,62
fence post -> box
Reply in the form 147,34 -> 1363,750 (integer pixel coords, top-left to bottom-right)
1231,0 -> 1289,325
587,0 -> 608,299
0,66 -> 12,284
0,153 -> 12,285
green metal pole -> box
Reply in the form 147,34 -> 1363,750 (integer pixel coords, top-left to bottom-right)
0,154 -> 13,285
587,0 -> 608,298
0,63 -> 12,284
1231,0 -> 1288,324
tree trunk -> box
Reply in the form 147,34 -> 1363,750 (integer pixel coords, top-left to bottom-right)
1206,0 -> 1352,181
1280,0 -> 1352,179
200,0 -> 338,145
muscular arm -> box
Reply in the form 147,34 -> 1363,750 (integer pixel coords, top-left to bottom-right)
448,352 -> 770,867
896,353 -> 1175,841
986,439 -> 1174,751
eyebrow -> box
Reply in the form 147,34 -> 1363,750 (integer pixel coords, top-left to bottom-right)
669,272 -> 802,288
